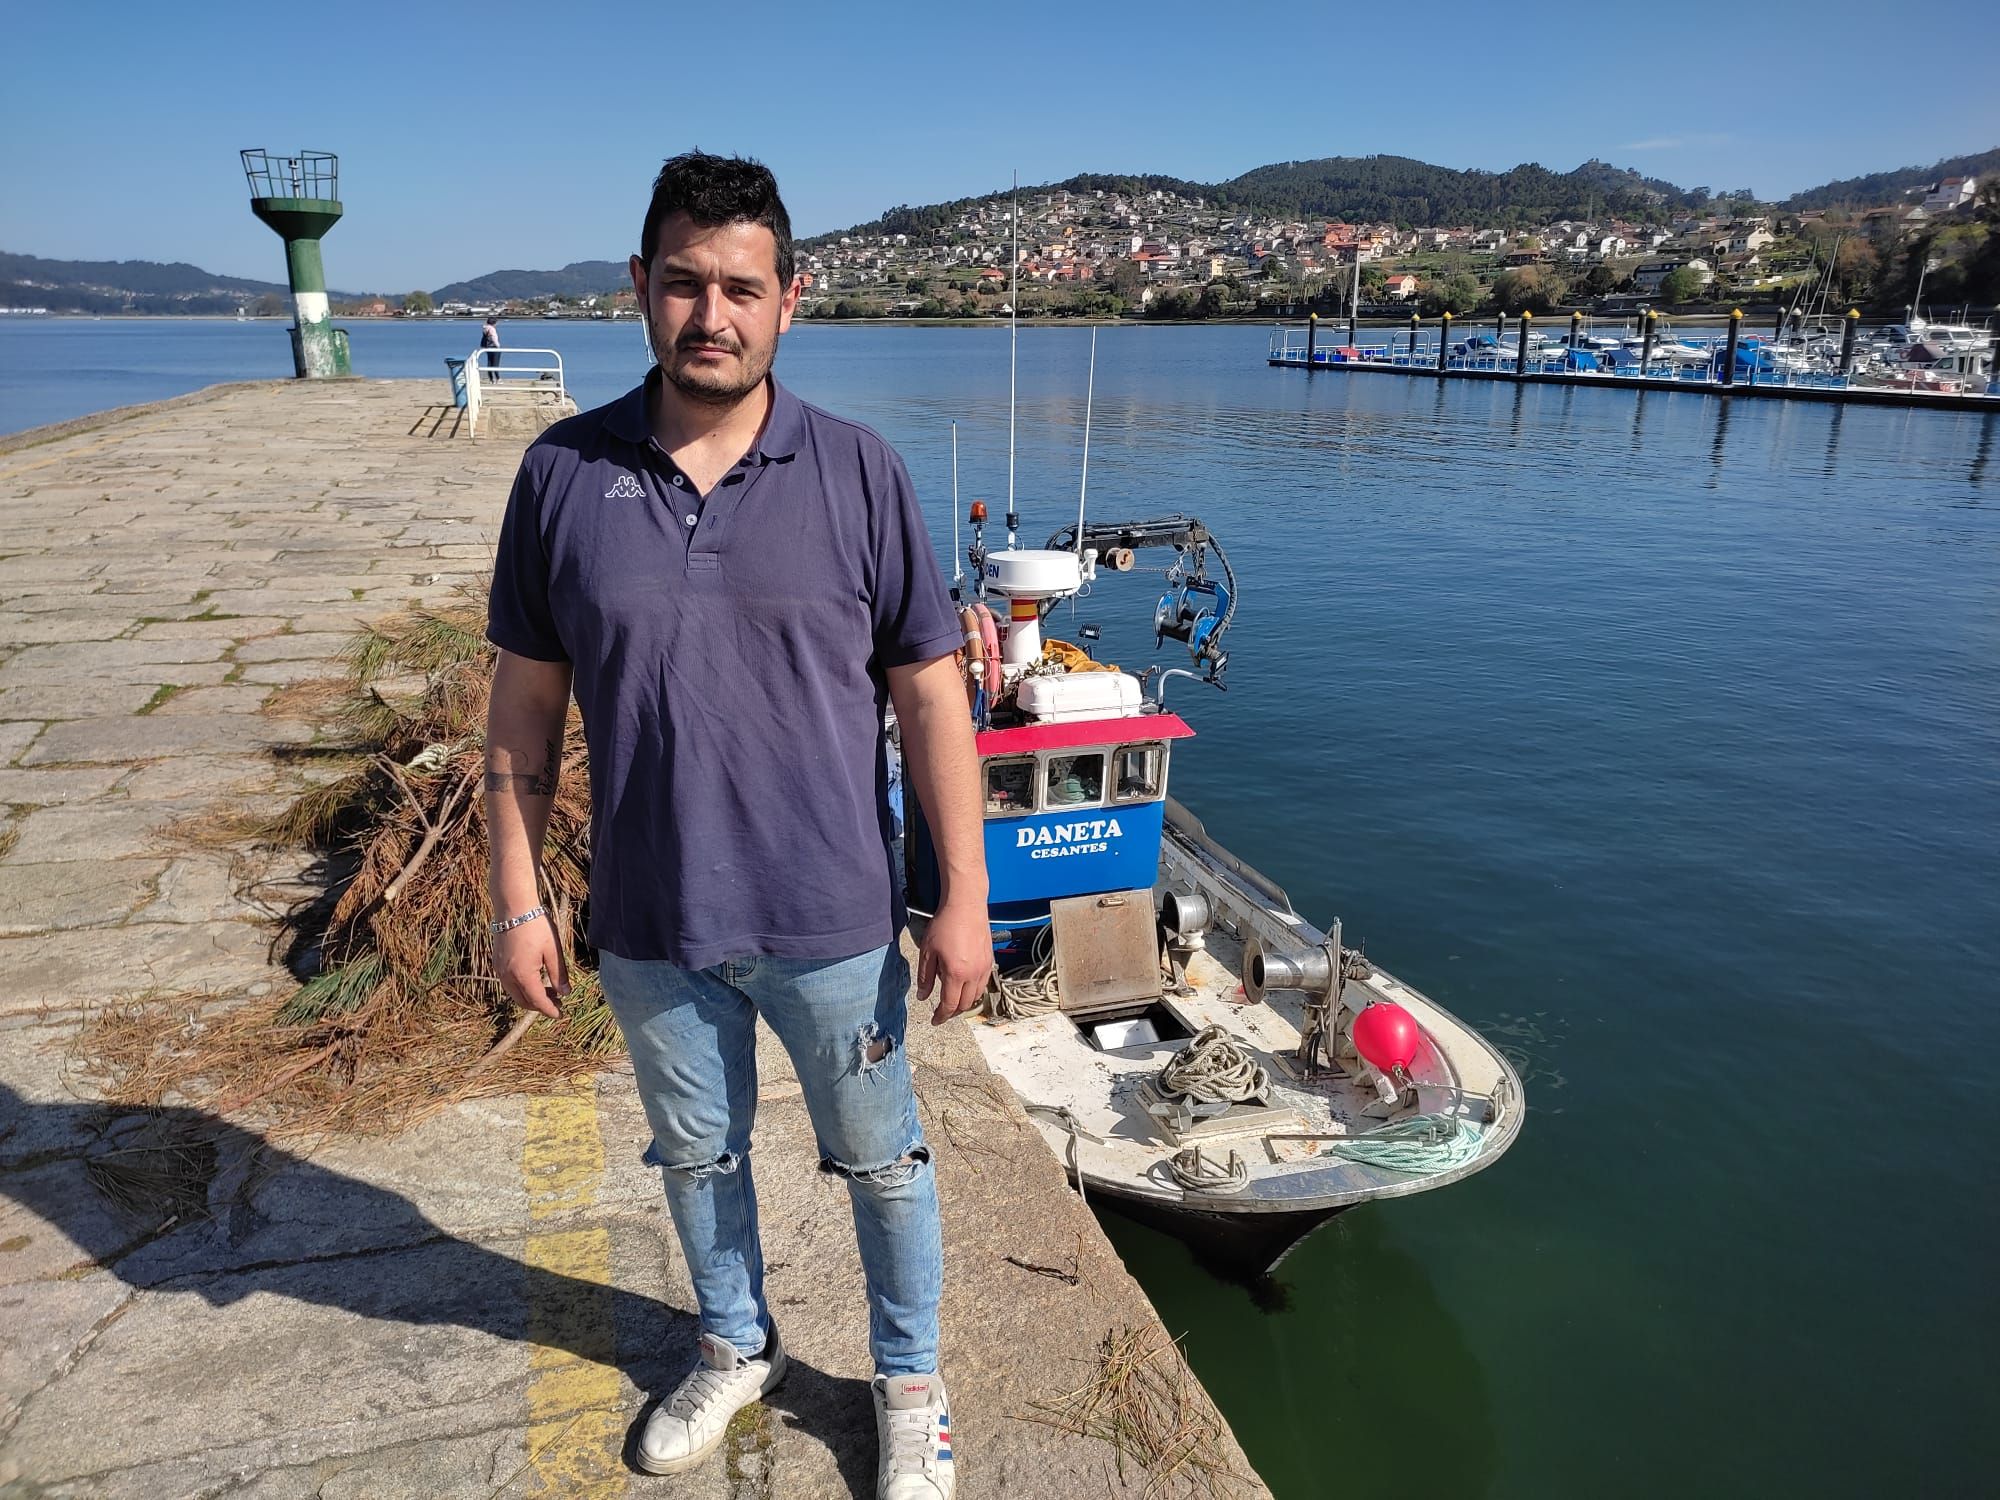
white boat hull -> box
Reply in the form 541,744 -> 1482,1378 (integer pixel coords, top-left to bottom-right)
956,801 -> 1526,1267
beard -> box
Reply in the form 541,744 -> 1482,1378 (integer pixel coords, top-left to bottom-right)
646,316 -> 776,406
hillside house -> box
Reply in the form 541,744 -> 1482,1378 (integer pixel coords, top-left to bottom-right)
1633,258 -> 1712,293
1923,176 -> 1977,212
1379,273 -> 1419,300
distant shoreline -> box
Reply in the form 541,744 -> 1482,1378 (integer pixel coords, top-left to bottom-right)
6,311 -> 1805,330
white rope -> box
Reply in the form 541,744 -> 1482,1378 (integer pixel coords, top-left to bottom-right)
1025,1102 -> 1092,1205
1166,1143 -> 1249,1195
1157,1025 -> 1269,1105
986,924 -> 1061,1020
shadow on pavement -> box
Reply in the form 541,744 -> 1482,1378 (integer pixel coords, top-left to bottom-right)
0,1081 -> 876,1493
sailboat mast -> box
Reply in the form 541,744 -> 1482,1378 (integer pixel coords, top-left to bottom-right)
1815,233 -> 1841,323
950,421 -> 963,595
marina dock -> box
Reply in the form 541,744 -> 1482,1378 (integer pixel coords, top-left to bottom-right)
0,381 -> 1267,1498
1268,320 -> 2000,412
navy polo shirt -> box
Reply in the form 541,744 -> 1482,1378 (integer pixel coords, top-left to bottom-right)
487,369 -> 962,969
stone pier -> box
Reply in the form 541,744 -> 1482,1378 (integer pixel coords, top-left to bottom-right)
0,381 -> 1267,1498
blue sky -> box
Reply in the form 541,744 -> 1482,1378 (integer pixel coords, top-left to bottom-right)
4,0 -> 1996,292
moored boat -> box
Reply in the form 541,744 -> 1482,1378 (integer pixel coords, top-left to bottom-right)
896,505 -> 1524,1271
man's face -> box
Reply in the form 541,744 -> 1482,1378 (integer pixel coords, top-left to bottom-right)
631,214 -> 799,406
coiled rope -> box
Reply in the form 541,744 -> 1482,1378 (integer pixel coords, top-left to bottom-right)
1315,1113 -> 1486,1172
1166,1143 -> 1249,1194
986,924 -> 1062,1021
1157,1025 -> 1269,1105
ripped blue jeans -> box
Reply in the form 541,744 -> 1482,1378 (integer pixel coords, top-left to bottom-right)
598,945 -> 941,1375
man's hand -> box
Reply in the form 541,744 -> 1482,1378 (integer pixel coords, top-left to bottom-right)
918,897 -> 993,1025
888,654 -> 989,1024
496,916 -> 569,1019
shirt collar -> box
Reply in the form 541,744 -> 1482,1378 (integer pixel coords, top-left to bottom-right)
607,367 -> 804,465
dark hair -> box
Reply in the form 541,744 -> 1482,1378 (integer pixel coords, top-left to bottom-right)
640,151 -> 794,288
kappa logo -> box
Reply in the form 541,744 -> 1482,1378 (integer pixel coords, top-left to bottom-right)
604,473 -> 644,500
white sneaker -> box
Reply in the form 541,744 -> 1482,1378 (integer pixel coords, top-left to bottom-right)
635,1325 -> 787,1475
873,1371 -> 956,1499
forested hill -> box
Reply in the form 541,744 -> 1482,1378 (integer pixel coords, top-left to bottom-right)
1781,147 -> 2000,211
1201,155 -> 1704,225
430,260 -> 628,303
1,251 -> 298,313
822,154 -> 1711,241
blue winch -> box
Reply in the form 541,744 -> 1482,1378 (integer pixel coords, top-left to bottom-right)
1155,574 -> 1229,672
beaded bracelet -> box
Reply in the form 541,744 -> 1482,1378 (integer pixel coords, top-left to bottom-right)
489,905 -> 547,936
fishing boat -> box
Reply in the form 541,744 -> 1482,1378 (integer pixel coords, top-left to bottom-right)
894,222 -> 1524,1269
897,505 -> 1524,1272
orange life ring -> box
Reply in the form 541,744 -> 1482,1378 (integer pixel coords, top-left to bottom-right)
958,606 -> 985,709
975,603 -> 1002,697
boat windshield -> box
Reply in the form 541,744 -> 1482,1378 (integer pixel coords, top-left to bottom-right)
985,757 -> 1035,816
1045,753 -> 1105,808
1114,745 -> 1163,802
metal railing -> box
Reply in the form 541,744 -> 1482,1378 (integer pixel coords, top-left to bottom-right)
460,346 -> 567,437
240,149 -> 339,201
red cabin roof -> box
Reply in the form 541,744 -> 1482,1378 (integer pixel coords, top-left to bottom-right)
976,712 -> 1194,757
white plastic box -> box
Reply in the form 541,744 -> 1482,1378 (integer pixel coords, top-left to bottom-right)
1017,672 -> 1145,722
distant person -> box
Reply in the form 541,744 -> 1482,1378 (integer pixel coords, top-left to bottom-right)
483,151 -> 984,1497
480,314 -> 501,381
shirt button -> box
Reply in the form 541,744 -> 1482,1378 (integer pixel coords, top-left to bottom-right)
685,514 -> 698,527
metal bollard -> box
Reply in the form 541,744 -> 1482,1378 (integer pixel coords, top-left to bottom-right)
1438,311 -> 1453,372
1305,311 -> 1318,368
1721,308 -> 1742,388
1640,309 -> 1658,378
1516,311 -> 1533,378
1839,308 -> 1860,376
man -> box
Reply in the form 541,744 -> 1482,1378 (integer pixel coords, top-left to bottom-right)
483,152 -> 988,1499
480,313 -> 502,382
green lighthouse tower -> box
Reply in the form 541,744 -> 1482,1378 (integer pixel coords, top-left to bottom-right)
240,149 -> 352,379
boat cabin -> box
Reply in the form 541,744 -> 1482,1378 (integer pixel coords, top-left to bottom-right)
907,710 -> 1194,959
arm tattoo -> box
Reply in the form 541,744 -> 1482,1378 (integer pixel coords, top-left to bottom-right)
485,737 -> 560,797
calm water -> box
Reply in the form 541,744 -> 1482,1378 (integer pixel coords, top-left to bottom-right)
7,320 -> 1998,1496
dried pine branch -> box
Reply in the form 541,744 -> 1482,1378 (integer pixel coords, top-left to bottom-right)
80,592 -> 619,1136
1017,1325 -> 1248,1499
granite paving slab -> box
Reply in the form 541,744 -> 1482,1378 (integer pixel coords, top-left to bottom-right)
0,381 -> 1268,1499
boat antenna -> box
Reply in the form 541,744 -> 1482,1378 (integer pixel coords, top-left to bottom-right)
1007,173 -> 1018,547
950,421 -> 963,597
1074,326 -> 1096,558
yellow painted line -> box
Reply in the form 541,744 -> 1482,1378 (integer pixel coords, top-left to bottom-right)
0,421 -> 177,485
520,1087 -> 627,1496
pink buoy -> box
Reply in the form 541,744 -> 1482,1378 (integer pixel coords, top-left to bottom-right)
1351,1001 -> 1420,1073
